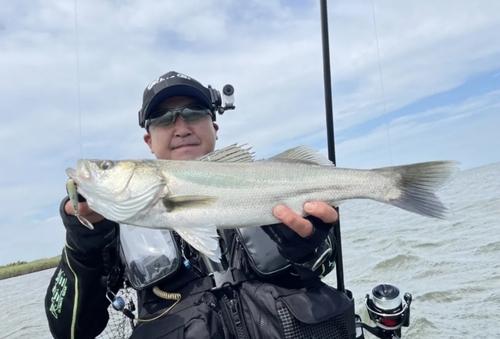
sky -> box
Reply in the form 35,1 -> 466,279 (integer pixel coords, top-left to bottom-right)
0,0 -> 499,266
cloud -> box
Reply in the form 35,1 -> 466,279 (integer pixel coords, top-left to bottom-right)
0,0 -> 499,264
329,89 -> 500,169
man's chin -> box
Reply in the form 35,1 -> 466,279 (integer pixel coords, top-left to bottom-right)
171,145 -> 202,160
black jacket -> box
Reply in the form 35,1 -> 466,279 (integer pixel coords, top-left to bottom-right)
44,196 -> 340,339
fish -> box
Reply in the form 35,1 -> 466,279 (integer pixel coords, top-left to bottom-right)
65,144 -> 460,262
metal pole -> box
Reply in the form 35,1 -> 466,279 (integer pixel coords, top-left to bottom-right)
320,0 -> 345,293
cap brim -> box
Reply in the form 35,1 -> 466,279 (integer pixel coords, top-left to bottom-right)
145,85 -> 212,119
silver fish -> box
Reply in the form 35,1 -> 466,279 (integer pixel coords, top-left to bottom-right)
66,144 -> 460,262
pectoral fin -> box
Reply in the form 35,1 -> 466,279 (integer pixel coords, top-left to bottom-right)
162,195 -> 217,212
173,225 -> 221,263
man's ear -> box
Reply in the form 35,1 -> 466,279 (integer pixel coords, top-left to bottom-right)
213,122 -> 219,140
143,133 -> 154,153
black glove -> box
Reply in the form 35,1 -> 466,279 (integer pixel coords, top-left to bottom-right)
261,215 -> 335,265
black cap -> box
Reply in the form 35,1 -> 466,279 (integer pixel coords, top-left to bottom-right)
138,71 -> 218,128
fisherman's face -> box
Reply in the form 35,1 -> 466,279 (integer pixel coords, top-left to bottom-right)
144,96 -> 219,160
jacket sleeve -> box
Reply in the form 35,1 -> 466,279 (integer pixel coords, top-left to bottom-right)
44,197 -> 121,339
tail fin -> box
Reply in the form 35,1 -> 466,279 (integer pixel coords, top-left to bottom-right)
375,161 -> 461,219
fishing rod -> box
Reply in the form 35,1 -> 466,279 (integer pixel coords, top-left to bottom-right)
319,0 -> 345,294
320,2 -> 415,338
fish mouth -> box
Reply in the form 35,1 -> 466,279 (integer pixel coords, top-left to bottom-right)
66,159 -> 92,184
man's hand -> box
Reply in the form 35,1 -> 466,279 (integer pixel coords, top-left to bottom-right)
64,200 -> 105,224
260,201 -> 338,266
272,201 -> 338,238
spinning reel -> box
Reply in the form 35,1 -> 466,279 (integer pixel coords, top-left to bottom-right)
355,283 -> 412,339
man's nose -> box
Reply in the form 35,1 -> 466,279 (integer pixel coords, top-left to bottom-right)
173,115 -> 192,137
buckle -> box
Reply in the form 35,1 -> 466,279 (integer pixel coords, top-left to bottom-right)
209,268 -> 247,291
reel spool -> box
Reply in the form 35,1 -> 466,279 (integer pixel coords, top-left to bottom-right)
365,283 -> 412,333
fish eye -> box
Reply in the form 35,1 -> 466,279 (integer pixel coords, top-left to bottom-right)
100,161 -> 113,170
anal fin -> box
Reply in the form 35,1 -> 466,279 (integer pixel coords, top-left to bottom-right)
174,225 -> 221,263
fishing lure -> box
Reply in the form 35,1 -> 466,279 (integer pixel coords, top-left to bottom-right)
66,178 -> 94,230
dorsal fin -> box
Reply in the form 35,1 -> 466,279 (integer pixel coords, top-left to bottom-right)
267,146 -> 334,166
195,143 -> 255,163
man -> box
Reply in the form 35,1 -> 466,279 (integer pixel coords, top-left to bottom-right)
44,71 -> 356,339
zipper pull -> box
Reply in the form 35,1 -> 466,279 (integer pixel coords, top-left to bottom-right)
228,299 -> 242,326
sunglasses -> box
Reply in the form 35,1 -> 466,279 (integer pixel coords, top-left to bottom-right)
145,105 -> 213,131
